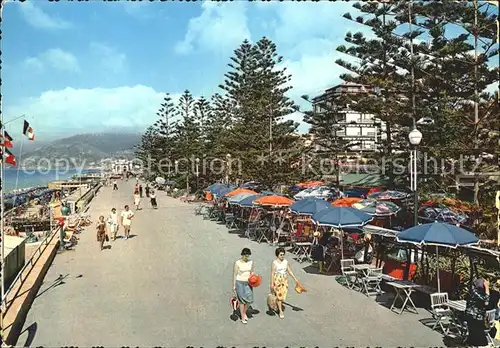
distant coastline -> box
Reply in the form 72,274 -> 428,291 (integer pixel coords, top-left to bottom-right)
3,168 -> 99,193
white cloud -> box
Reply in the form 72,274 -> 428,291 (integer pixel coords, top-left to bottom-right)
4,86 -> 182,137
23,48 -> 80,73
175,2 -> 251,55
18,1 -> 72,30
89,42 -> 127,74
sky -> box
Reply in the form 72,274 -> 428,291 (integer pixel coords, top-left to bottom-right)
2,1 -> 366,140
2,1 -> 498,142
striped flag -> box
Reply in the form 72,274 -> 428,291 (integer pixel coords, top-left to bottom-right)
1,148 -> 17,166
23,120 -> 34,140
1,131 -> 13,148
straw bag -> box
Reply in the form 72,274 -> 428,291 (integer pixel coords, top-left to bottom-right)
267,293 -> 277,310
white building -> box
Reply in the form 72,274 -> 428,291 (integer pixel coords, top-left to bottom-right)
112,159 -> 132,175
311,82 -> 387,152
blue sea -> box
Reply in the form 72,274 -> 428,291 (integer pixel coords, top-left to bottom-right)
3,168 -> 94,192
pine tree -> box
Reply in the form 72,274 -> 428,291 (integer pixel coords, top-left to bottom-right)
219,37 -> 300,187
336,2 -> 415,187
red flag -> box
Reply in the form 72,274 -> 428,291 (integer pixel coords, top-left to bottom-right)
1,131 -> 13,148
23,120 -> 34,140
1,148 -> 17,166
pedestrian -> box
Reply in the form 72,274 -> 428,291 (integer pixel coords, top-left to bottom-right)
107,208 -> 119,241
113,179 -> 118,190
120,205 -> 135,240
232,248 -> 254,324
465,278 -> 490,346
134,190 -> 141,210
139,184 -> 143,198
96,215 -> 108,251
150,190 -> 157,209
145,184 -> 150,198
270,247 -> 300,319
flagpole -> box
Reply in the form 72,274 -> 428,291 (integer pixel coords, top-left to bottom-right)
1,0 -> 6,334
13,139 -> 24,204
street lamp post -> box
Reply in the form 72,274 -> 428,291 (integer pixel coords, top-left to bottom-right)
409,128 -> 422,226
226,154 -> 231,184
195,158 -> 200,191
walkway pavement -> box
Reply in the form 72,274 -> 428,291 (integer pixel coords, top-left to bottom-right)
17,180 -> 445,347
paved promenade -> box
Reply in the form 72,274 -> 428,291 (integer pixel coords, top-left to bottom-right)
16,180 -> 444,347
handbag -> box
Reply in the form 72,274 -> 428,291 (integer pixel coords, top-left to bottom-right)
267,293 -> 277,310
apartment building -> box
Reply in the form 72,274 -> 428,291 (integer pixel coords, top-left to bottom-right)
311,82 -> 387,152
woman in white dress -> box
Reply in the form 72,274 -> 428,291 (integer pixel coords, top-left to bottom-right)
134,190 -> 141,210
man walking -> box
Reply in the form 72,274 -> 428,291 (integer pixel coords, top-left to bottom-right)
139,184 -> 143,198
107,208 -> 119,241
120,205 -> 135,240
113,179 -> 118,190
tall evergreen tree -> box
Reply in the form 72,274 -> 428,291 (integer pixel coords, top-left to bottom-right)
220,37 -> 300,186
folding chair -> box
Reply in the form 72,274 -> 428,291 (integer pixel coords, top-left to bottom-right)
485,308 -> 496,346
225,213 -> 237,229
430,293 -> 453,334
244,209 -> 260,239
340,259 -> 358,289
361,267 -> 383,297
324,245 -> 340,273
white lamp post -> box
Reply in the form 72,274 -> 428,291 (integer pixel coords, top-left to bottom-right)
195,158 -> 200,190
226,154 -> 231,184
409,128 -> 422,226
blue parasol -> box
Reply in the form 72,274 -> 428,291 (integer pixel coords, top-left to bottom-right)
290,198 -> 332,216
396,222 -> 479,292
311,207 -> 373,228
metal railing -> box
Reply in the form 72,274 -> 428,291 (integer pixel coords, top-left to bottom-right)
1,225 -> 60,311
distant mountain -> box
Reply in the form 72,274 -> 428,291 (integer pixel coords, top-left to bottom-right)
20,132 -> 141,167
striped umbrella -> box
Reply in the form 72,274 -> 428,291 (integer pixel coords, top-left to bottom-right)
352,199 -> 401,216
368,190 -> 409,201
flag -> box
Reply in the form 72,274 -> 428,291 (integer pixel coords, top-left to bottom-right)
1,131 -> 13,148
23,120 -> 34,140
1,148 -> 17,166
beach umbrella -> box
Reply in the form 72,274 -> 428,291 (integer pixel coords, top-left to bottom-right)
212,185 -> 236,197
297,181 -> 324,189
227,192 -> 256,204
311,207 -> 373,258
368,190 -> 409,201
419,206 -> 468,225
253,195 -> 294,207
155,177 -> 166,185
311,207 -> 373,228
205,183 -> 224,192
352,199 -> 401,216
396,222 -> 479,292
225,188 -> 257,197
237,194 -> 264,208
332,197 -> 362,207
290,198 -> 332,216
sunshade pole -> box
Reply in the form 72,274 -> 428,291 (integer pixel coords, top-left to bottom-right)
436,245 -> 441,293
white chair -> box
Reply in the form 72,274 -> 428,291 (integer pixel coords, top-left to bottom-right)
361,267 -> 383,296
485,308 -> 496,346
340,259 -> 358,289
430,293 -> 453,334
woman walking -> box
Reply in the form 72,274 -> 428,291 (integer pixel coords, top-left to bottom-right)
150,190 -> 158,209
134,190 -> 141,210
107,208 -> 119,241
232,248 -> 254,324
96,215 -> 108,251
270,247 -> 300,319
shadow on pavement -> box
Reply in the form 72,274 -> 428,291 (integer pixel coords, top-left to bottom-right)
128,235 -> 137,239
19,322 -> 37,347
35,274 -> 69,299
229,306 -> 261,321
